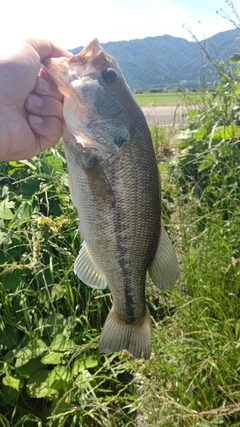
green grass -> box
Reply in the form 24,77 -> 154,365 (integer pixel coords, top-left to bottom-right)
1,132 -> 239,425
133,91 -> 199,106
0,120 -> 239,426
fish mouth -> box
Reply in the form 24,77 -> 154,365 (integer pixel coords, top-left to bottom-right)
43,39 -> 106,77
69,39 -> 113,77
42,39 -> 111,97
74,38 -> 102,60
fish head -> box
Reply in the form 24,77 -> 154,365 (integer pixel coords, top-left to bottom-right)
43,39 -> 142,153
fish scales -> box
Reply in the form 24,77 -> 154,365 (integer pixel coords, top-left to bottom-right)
43,39 -> 179,359
64,123 -> 160,323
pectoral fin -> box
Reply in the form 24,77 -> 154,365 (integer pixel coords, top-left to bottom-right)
74,241 -> 107,289
83,153 -> 115,207
148,224 -> 180,289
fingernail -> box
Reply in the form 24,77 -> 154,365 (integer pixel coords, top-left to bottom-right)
29,115 -> 43,125
39,77 -> 51,92
28,93 -> 43,107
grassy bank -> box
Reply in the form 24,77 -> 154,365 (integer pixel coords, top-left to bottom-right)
0,107 -> 239,426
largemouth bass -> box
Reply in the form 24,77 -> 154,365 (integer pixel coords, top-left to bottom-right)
44,39 -> 179,359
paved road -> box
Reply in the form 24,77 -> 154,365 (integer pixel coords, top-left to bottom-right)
141,105 -> 189,125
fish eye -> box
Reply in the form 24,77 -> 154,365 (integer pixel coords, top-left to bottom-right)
114,135 -> 127,148
102,68 -> 118,83
114,128 -> 130,149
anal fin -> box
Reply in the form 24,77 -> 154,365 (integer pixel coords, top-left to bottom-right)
148,224 -> 180,289
74,241 -> 107,289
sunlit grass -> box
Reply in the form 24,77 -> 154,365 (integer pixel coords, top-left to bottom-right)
1,125 -> 240,425
133,91 -> 200,106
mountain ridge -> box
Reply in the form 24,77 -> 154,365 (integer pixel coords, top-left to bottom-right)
69,29 -> 240,90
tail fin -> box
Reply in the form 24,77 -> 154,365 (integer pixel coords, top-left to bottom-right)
99,306 -> 151,359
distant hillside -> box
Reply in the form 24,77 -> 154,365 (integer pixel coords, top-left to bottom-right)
69,29 -> 240,91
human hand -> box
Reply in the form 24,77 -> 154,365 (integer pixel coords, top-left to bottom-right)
0,38 -> 72,161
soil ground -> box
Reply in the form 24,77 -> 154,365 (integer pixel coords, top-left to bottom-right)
141,105 -> 189,125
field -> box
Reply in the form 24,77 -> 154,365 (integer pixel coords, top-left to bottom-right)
133,91 -> 199,106
1,21 -> 240,427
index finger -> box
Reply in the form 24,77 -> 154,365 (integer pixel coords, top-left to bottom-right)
24,38 -> 72,63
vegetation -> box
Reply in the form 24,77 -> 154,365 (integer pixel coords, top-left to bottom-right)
133,91 -> 199,106
1,6 -> 240,426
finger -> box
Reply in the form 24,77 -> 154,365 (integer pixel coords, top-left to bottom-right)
25,38 -> 72,63
31,75 -> 63,101
27,114 -> 63,150
25,93 -> 64,120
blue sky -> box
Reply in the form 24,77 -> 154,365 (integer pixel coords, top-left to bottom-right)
1,0 -> 237,53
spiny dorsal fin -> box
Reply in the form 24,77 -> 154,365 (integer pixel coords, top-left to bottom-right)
74,241 -> 107,289
148,224 -> 180,289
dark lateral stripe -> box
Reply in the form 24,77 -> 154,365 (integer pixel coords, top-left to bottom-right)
118,256 -> 135,322
113,201 -> 135,322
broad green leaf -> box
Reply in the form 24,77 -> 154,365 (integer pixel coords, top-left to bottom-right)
15,339 -> 47,367
0,201 -> 14,220
16,358 -> 44,378
194,126 -> 207,140
0,231 -> 8,244
177,140 -> 188,149
20,179 -> 39,196
8,161 -> 26,168
73,357 -> 98,375
41,352 -> 63,365
50,334 -> 75,352
188,109 -> 199,118
213,124 -> 239,140
44,155 -> 64,173
15,201 -> 33,221
27,370 -> 56,398
198,154 -> 215,172
48,365 -> 71,390
2,375 -> 22,391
